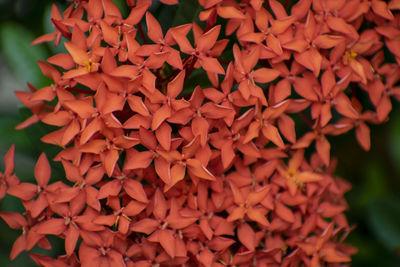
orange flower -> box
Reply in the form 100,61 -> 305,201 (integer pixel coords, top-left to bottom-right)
0,145 -> 18,199
79,230 -> 125,267
233,44 -> 280,104
227,181 -> 270,227
173,24 -> 226,74
135,12 -> 187,69
3,0 -> 400,265
7,153 -> 61,218
276,150 -> 323,196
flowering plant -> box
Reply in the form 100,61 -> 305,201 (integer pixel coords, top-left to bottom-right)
1,0 -> 400,266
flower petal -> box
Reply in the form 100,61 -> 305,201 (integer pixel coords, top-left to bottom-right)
123,150 -> 153,170
186,158 -> 215,181
238,223 -> 256,251
0,212 -> 26,229
167,70 -> 185,99
7,183 -> 37,201
123,179 -> 149,203
159,229 -> 176,258
152,104 -> 171,130
252,68 -> 280,83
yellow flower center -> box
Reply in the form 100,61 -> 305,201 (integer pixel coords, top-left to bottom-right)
350,51 -> 358,58
84,61 -> 91,72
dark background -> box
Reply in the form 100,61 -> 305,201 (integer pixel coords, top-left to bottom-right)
0,0 -> 399,266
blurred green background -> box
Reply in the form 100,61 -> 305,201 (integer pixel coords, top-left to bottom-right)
0,0 -> 399,266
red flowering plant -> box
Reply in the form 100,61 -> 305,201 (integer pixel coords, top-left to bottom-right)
1,0 -> 400,266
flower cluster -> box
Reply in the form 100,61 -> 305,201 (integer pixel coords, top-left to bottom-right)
1,0 -> 400,266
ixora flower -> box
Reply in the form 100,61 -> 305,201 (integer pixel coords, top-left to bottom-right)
1,0 -> 400,266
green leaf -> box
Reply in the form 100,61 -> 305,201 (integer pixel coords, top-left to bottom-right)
345,230 -> 398,267
182,68 -> 212,96
171,0 -> 202,27
357,163 -> 388,208
112,0 -> 128,17
155,5 -> 176,33
0,114 -> 32,151
0,22 -> 49,87
389,112 -> 400,174
367,196 -> 400,250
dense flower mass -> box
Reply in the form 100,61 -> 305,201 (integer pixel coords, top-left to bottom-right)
1,0 -> 400,266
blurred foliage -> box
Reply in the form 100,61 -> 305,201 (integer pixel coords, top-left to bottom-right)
0,1 -> 399,266
0,22 -> 49,87
332,106 -> 400,267
171,0 -> 201,27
